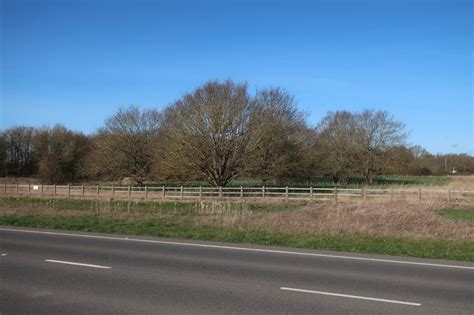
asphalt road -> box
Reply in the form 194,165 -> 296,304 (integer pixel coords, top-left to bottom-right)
1,227 -> 473,314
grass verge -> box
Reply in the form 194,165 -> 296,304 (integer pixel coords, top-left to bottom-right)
1,215 -> 472,261
1,217 -> 472,262
1,197 -> 472,261
0,197 -> 302,213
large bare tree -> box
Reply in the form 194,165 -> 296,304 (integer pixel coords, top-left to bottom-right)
90,106 -> 162,185
315,111 -> 359,184
247,88 -> 310,184
160,80 -> 256,186
353,109 -> 406,184
2,126 -> 36,177
0,135 -> 6,177
34,125 -> 90,184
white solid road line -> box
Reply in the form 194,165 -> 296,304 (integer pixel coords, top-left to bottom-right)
280,287 -> 421,306
45,259 -> 111,269
1,227 -> 473,270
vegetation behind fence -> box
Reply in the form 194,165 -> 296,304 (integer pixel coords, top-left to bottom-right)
2,183 -> 474,204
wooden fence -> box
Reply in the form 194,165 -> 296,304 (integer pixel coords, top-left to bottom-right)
1,184 -> 474,204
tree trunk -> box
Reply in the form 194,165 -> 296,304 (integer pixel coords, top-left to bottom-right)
366,170 -> 373,185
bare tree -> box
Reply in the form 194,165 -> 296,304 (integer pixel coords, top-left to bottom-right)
2,126 -> 36,177
0,135 -> 6,176
34,125 -> 90,184
91,106 -> 162,185
353,109 -> 406,184
315,111 -> 359,184
247,88 -> 310,184
160,80 -> 255,186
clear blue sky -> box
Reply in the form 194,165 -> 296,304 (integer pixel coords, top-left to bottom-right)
1,0 -> 473,154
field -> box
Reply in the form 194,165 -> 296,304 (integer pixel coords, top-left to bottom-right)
163,175 -> 454,188
0,174 -> 459,188
135,175 -> 455,188
1,197 -> 472,261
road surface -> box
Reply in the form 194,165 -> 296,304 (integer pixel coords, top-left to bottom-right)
1,226 -> 473,314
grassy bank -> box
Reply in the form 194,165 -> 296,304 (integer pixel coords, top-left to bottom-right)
1,197 -> 472,261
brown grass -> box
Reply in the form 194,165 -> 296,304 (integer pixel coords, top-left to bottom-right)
445,175 -> 474,190
238,201 -> 473,241
179,200 -> 474,241
1,197 -> 472,242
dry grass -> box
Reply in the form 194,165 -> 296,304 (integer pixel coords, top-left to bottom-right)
158,200 -> 474,241
1,197 -> 472,242
445,175 -> 474,190
402,175 -> 474,191
2,197 -> 473,260
237,201 -> 473,241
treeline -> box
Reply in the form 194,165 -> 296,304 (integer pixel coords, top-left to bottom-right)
2,80 -> 473,185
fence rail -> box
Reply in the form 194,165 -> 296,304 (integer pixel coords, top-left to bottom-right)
1,183 -> 474,204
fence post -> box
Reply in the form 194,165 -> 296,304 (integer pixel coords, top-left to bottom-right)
334,187 -> 338,203
112,185 -> 115,198
448,188 -> 451,203
390,188 -> 394,203
262,186 -> 265,199
54,184 -> 57,196
40,184 -> 43,197
128,186 -> 131,200
3,183 -> 6,195
96,185 -> 100,198
310,186 -> 314,201
144,186 -> 148,200
180,186 -> 184,200
240,186 -> 244,200
418,188 -> 422,202
285,186 -> 289,202
219,186 -> 223,199
81,184 -> 84,198
28,183 -> 31,197
199,186 -> 203,201
67,184 -> 70,197
162,186 -> 165,200
16,183 -> 19,194
363,188 -> 367,202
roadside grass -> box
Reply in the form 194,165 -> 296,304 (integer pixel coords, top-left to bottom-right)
1,197 -> 472,261
0,197 -> 302,214
438,208 -> 474,222
0,215 -> 472,261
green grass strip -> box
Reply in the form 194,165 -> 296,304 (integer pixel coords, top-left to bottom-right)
438,208 -> 474,221
1,215 -> 472,262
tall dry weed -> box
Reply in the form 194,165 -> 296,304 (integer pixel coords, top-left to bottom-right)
239,201 -> 473,240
